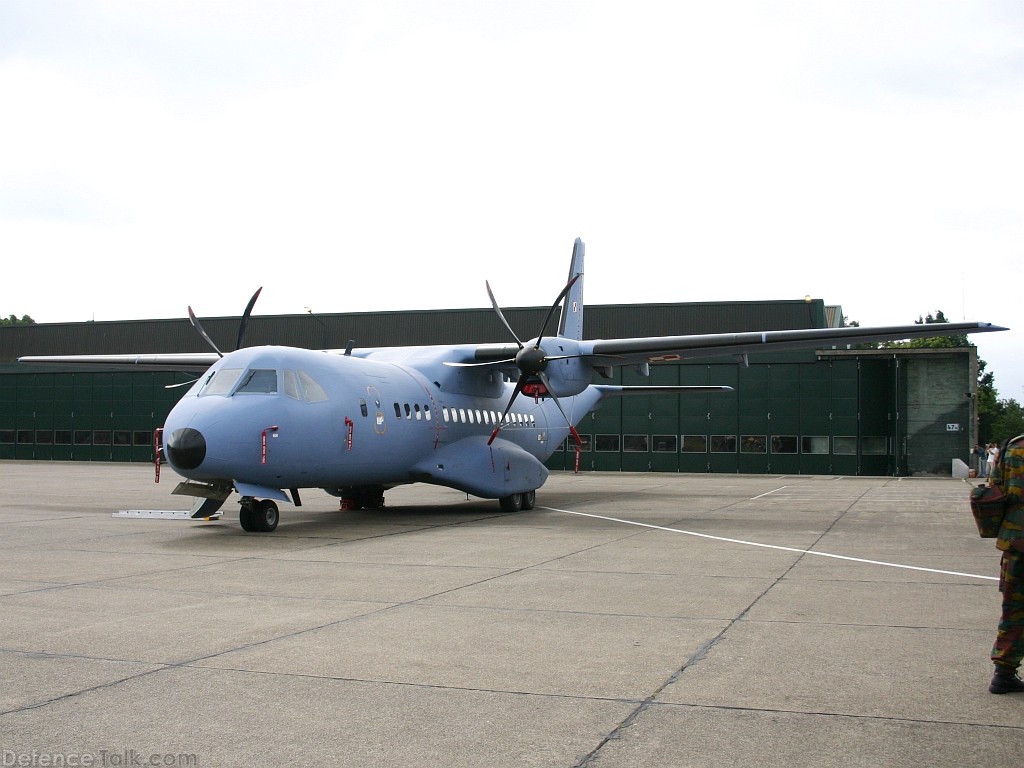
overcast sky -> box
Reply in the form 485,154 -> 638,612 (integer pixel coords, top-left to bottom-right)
2,1 -> 1021,400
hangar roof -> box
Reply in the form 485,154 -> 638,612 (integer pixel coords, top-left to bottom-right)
0,299 -> 831,361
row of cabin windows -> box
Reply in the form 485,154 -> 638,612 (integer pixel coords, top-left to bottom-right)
560,434 -> 891,455
384,403 -> 537,427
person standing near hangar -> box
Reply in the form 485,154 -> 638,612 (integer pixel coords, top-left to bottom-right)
988,434 -> 1024,694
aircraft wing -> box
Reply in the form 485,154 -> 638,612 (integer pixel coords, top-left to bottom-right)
574,321 -> 1007,366
17,353 -> 221,372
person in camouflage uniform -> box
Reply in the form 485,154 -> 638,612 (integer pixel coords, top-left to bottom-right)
988,434 -> 1024,694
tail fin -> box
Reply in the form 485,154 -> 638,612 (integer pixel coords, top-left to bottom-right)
557,237 -> 585,340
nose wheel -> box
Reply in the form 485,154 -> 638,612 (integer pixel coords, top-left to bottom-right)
239,498 -> 279,533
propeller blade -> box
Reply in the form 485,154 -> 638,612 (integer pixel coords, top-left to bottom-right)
535,274 -> 580,348
486,280 -> 524,348
488,374 -> 529,445
187,307 -> 224,358
235,287 -> 263,351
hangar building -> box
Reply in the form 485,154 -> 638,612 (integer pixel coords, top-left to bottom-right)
0,300 -> 980,476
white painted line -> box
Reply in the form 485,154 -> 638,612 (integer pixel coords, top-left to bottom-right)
543,507 -> 998,582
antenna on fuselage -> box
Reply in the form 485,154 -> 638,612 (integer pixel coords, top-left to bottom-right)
344,340 -> 355,356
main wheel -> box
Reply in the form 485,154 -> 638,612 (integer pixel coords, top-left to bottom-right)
252,499 -> 279,532
521,489 -> 536,510
499,493 -> 523,513
239,501 -> 258,532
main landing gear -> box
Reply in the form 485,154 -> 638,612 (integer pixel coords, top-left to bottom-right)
498,489 -> 536,513
239,497 -> 279,533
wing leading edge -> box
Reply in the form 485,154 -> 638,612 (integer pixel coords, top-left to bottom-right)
577,321 -> 1007,367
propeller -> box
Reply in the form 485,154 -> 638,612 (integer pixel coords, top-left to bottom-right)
188,287 -> 264,358
486,274 -> 584,450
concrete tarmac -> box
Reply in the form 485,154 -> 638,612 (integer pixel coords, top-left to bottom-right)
0,462 -> 1021,767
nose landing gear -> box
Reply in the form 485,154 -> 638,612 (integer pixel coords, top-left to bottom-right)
239,497 -> 279,533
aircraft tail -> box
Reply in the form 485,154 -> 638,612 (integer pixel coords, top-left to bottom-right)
557,238 -> 585,340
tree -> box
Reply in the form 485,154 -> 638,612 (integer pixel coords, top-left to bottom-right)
989,399 -> 1024,444
0,314 -> 35,326
881,310 -> 970,349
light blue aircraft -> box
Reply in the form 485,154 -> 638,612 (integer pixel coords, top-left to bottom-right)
20,239 -> 1007,532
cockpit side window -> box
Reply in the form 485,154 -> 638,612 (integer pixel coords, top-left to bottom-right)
283,370 -> 301,400
280,369 -> 330,402
236,369 -> 278,394
297,370 -> 328,403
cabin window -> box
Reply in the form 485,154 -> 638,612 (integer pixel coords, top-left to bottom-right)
459,408 -> 466,423
424,405 -> 432,421
394,403 -> 402,418
404,403 -> 412,419
442,406 -> 450,422
414,404 -> 422,420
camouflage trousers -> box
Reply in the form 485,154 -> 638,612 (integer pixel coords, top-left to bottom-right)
992,550 -> 1024,670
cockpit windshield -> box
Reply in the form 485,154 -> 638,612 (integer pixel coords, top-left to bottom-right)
235,369 -> 278,394
189,366 -> 326,400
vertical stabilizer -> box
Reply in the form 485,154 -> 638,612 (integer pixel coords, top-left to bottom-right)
557,238 -> 585,340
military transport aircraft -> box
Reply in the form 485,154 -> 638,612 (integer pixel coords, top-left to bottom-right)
20,239 -> 1007,532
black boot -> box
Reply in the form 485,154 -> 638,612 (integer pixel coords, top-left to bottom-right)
989,666 -> 1024,694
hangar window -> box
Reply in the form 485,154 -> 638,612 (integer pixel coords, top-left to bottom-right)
710,435 -> 736,453
624,435 -> 649,452
740,435 -> 767,454
56,431 -> 73,445
834,436 -> 857,455
35,430 -> 53,445
863,436 -> 888,455
682,435 -> 707,453
17,430 -> 33,444
114,431 -> 131,446
133,431 -> 150,446
771,436 -> 798,454
653,435 -> 678,452
93,430 -> 111,445
74,430 -> 91,445
0,430 -> 15,444
802,436 -> 829,454
596,435 -> 620,452
565,434 -> 592,451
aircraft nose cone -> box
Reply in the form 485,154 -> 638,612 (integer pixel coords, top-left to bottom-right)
166,427 -> 206,470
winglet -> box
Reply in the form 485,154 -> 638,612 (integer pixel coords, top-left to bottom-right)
557,238 -> 585,340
